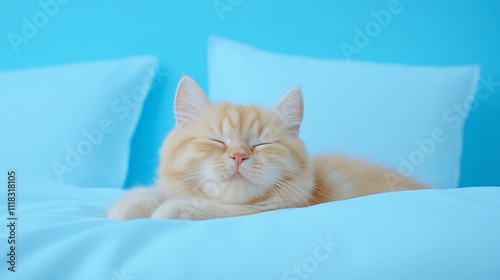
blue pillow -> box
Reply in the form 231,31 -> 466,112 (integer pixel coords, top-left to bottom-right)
208,37 -> 480,188
0,56 -> 158,188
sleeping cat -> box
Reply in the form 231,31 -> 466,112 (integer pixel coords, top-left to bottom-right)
107,76 -> 425,221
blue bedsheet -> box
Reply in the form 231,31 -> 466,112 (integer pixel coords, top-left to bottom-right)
1,181 -> 499,280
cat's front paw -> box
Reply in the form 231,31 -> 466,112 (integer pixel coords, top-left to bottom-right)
106,187 -> 160,221
107,201 -> 153,221
151,200 -> 206,220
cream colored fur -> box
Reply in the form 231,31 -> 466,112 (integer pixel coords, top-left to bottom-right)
107,76 -> 426,221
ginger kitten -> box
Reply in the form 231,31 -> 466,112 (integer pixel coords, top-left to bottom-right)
107,76 -> 425,221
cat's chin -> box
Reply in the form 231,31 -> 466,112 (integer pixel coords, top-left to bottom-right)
210,175 -> 269,204
230,172 -> 247,181
223,173 -> 252,193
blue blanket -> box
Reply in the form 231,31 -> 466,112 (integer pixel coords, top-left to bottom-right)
1,181 -> 499,280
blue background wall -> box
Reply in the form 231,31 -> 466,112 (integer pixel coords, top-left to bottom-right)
1,0 -> 499,188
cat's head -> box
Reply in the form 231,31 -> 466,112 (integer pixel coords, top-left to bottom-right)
158,76 -> 313,206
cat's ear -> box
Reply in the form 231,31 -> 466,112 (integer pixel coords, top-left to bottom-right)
174,75 -> 211,127
271,86 -> 303,136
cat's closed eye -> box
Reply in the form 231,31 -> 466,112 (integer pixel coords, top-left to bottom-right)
208,138 -> 225,146
252,142 -> 273,149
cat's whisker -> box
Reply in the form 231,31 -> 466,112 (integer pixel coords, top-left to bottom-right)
279,171 -> 338,201
276,171 -> 318,191
158,172 -> 208,200
270,186 -> 287,209
249,167 -> 311,207
252,173 -> 285,209
273,179 -> 311,207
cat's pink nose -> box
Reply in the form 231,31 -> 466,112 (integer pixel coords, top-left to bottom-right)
229,153 -> 249,167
